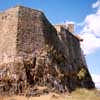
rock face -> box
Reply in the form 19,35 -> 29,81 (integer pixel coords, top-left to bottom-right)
0,6 -> 95,95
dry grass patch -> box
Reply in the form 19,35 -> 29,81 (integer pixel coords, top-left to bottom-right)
66,89 -> 100,100
0,89 -> 100,100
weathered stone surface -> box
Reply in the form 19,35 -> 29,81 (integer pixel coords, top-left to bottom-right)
0,6 -> 95,95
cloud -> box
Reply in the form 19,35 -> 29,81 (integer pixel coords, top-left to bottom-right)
91,74 -> 100,89
92,0 -> 100,8
78,0 -> 100,55
81,10 -> 100,37
91,74 -> 100,83
61,0 -> 100,55
80,34 -> 100,54
65,21 -> 75,25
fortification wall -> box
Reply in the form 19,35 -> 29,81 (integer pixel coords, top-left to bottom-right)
0,6 -> 94,95
55,25 -> 84,72
16,7 -> 44,56
16,6 -> 61,57
0,7 -> 19,62
0,6 -> 64,63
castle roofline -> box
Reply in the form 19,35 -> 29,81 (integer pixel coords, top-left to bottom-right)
74,35 -> 83,41
15,5 -> 43,13
54,24 -> 83,41
0,5 -> 43,14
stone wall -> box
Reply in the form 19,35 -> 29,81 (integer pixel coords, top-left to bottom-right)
0,6 -> 95,95
16,6 -> 62,57
0,7 -> 19,60
55,25 -> 83,72
17,6 -> 45,56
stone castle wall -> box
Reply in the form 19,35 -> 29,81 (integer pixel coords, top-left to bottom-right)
0,7 -> 19,59
0,6 -> 62,63
0,6 -> 95,95
16,7 -> 45,56
13,6 -> 61,57
0,6 -> 88,70
55,25 -> 84,72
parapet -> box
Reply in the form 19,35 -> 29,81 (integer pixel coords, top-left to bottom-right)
54,23 -> 74,33
54,24 -> 83,41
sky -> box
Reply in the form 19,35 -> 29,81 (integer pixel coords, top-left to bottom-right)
0,0 -> 100,88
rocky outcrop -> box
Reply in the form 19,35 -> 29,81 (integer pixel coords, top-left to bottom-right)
0,6 -> 95,96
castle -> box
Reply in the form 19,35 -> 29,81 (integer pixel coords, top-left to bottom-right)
0,6 -> 95,95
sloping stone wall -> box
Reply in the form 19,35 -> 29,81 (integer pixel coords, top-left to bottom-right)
17,6 -> 45,56
16,6 -> 62,57
0,7 -> 19,58
0,6 -> 95,95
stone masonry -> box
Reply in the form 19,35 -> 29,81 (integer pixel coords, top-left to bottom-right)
0,6 -> 95,95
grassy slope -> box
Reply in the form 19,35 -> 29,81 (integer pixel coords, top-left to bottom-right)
66,89 -> 100,100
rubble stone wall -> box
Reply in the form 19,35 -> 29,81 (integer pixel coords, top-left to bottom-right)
17,7 -> 45,56
0,7 -> 19,59
16,6 -> 62,57
0,6 -> 95,95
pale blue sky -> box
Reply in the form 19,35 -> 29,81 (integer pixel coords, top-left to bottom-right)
0,0 -> 100,77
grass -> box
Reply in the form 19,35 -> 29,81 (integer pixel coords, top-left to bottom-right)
0,89 -> 100,100
66,88 -> 100,100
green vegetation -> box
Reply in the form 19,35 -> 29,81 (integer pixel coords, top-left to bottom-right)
77,68 -> 86,80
